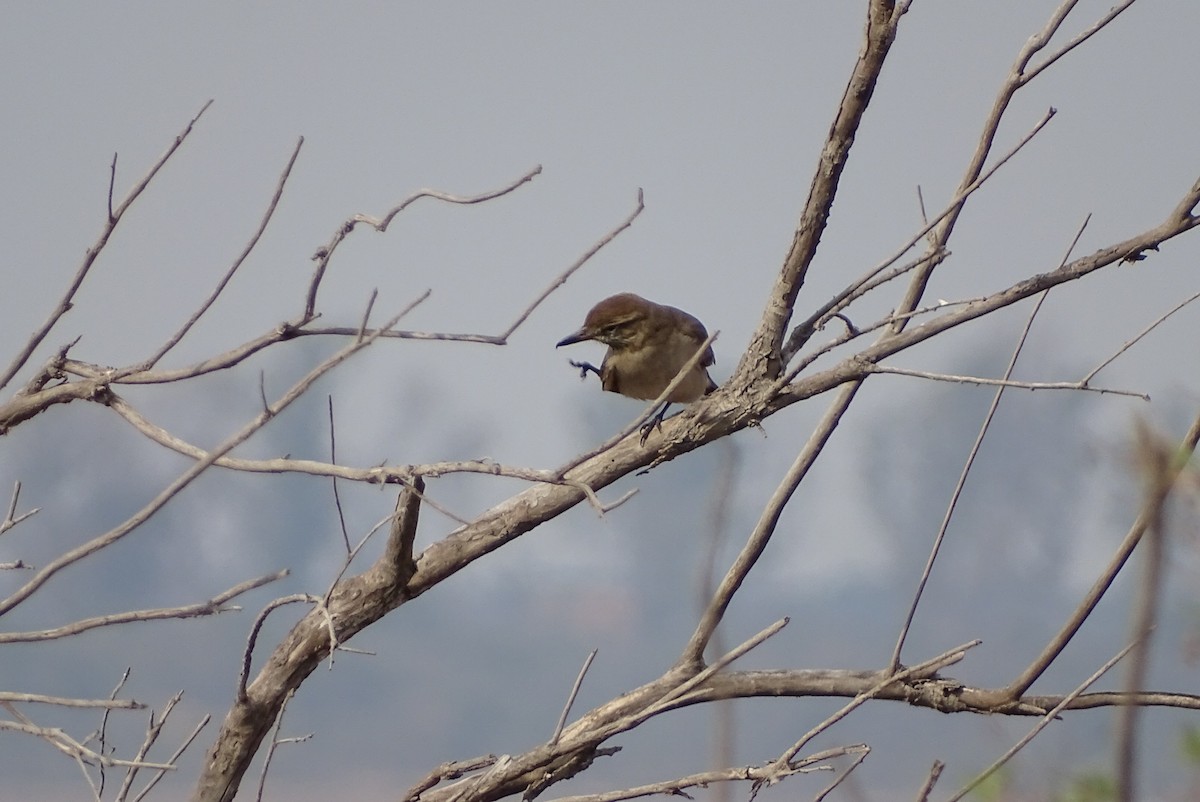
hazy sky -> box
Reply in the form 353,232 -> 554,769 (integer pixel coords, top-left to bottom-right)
3,3 -> 1200,800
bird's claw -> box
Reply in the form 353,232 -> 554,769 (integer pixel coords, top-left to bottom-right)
638,418 -> 661,446
638,403 -> 672,446
568,359 -> 600,381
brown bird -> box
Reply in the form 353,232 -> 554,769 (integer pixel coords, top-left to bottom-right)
556,293 -> 716,442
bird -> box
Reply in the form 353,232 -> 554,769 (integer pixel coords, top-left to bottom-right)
556,293 -> 717,443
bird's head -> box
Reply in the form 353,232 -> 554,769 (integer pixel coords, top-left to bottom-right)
556,293 -> 652,350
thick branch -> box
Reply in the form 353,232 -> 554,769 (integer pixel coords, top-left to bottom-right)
191,478 -> 425,802
741,0 -> 907,380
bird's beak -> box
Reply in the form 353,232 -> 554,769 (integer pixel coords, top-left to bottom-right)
556,328 -> 591,348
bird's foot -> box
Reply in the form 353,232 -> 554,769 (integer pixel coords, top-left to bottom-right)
638,403 -> 672,446
568,360 -> 601,380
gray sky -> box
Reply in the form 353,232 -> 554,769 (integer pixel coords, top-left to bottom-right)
3,3 -> 1200,800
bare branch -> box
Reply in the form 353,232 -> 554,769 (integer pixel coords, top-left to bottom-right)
783,107 -> 1056,363
305,165 -> 542,317
1116,421 -> 1179,802
769,194 -> 1200,412
745,0 -> 907,376
0,692 -> 143,710
115,690 -> 185,800
812,745 -> 870,802
913,761 -> 943,802
866,363 -> 1147,400
327,395 -> 351,553
889,0 -> 1132,325
0,718 -> 177,772
402,755 -> 500,802
238,595 -> 316,704
119,136 -> 305,378
0,480 -> 39,536
497,188 -> 644,341
681,382 -> 857,667
380,478 -> 425,588
0,306 -> 407,617
772,641 -> 977,770
549,650 -> 598,747
786,296 -> 983,380
254,690 -> 310,802
129,713 -> 211,802
0,100 -> 213,393
107,152 -> 118,222
96,667 -> 132,797
0,571 -> 287,643
652,619 -> 788,714
888,289 -> 1054,672
542,746 -> 863,802
1003,407 -> 1200,698
1018,1 -> 1138,86
1083,288 -> 1200,385
945,640 -> 1136,802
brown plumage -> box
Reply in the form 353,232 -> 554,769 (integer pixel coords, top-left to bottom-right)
556,293 -> 717,404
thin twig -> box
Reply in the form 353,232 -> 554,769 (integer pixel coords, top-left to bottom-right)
305,166 -> 542,317
239,595 -> 318,701
0,480 -> 39,536
357,288 -> 379,343
543,746 -> 861,802
255,690 -> 312,802
129,713 -> 210,802
0,571 -> 287,643
96,667 -> 132,798
0,304 -> 408,617
812,744 -> 869,802
117,136 -> 304,378
786,294 -> 980,381
651,619 -> 788,715
0,718 -> 177,771
774,640 -> 978,770
1019,1 -> 1138,86
107,153 -> 118,223
888,0 -> 1112,329
681,381 -> 859,667
1083,288 -> 1200,385
497,188 -> 645,341
0,692 -> 141,710
0,100 -> 213,393
698,438 -> 740,802
328,395 -> 351,553
1116,421 -> 1177,802
784,108 -> 1055,364
866,363 -> 1146,400
889,214 -> 1087,673
912,760 -> 943,802
549,650 -> 598,747
1003,408 -> 1200,698
945,640 -> 1137,802
115,690 -> 184,800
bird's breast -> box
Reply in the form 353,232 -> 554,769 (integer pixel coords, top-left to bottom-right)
601,341 -> 711,402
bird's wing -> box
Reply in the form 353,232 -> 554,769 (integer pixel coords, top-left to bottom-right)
675,307 -> 715,366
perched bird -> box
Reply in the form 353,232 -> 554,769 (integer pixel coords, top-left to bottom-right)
556,293 -> 716,442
